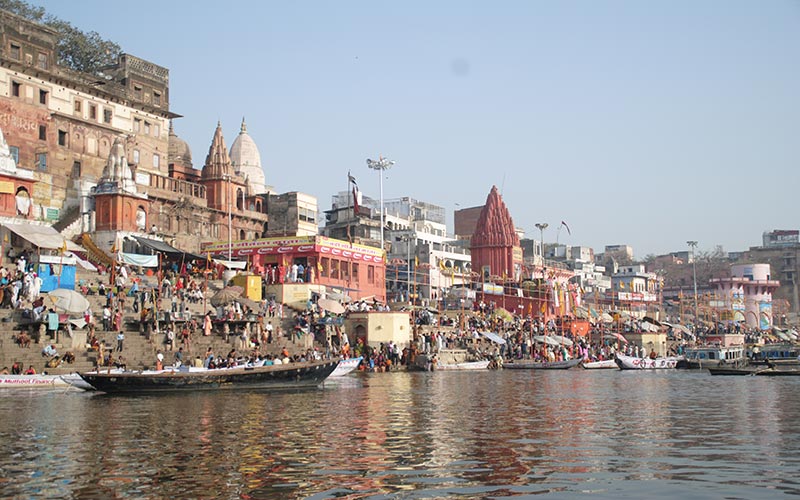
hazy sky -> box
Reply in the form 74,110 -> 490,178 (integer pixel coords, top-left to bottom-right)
33,0 -> 799,259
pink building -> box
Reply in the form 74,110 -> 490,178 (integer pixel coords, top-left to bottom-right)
711,264 -> 780,330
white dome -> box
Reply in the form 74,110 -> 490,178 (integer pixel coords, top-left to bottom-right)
229,118 -> 267,194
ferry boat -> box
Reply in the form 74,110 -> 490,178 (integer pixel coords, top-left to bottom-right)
748,343 -> 800,366
0,373 -> 93,391
679,345 -> 746,369
615,353 -> 683,370
330,356 -> 363,377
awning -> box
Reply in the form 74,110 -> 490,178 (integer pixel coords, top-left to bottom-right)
480,331 -> 506,345
120,252 -> 158,268
131,236 -> 203,260
2,223 -> 82,251
212,259 -> 247,270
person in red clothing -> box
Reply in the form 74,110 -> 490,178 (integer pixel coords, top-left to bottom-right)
24,365 -> 36,375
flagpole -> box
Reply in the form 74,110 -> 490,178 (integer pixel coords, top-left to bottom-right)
347,171 -> 352,244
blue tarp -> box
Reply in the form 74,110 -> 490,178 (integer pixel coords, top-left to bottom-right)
37,263 -> 76,292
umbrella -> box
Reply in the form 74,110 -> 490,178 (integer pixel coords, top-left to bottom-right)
604,332 -> 628,343
534,335 -> 561,346
600,312 -> 614,324
548,334 -> 574,346
492,308 -> 514,321
235,297 -> 260,311
318,298 -> 346,315
210,285 -> 244,307
46,289 -> 90,314
643,316 -> 662,327
574,306 -> 590,319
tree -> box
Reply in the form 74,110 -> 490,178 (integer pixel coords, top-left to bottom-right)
0,0 -> 122,75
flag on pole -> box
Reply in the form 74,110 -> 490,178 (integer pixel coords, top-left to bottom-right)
561,221 -> 571,235
349,171 -> 361,213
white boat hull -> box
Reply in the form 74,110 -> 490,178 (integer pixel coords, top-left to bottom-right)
615,354 -> 683,370
582,359 -> 618,370
436,360 -> 490,371
0,374 -> 90,390
330,357 -> 363,377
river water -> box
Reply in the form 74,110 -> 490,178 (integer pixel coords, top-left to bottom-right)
1,370 -> 799,499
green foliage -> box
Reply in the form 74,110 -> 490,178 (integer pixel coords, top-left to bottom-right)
0,0 -> 122,75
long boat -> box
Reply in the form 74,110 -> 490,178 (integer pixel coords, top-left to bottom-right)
678,345 -> 746,369
615,354 -> 683,370
436,359 -> 490,371
582,359 -> 618,370
503,358 -> 582,370
0,373 -> 93,390
79,359 -> 339,393
330,356 -> 363,377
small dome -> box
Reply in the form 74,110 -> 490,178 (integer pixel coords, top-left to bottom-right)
168,121 -> 193,168
229,117 -> 266,194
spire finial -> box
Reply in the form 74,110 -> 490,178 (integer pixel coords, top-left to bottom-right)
240,117 -> 247,134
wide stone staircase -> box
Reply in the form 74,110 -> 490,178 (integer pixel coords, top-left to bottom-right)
0,268 -> 313,376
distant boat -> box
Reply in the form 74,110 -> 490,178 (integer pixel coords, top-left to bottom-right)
503,358 -> 582,370
615,354 -> 683,370
330,356 -> 362,377
582,359 -> 618,370
79,359 -> 339,394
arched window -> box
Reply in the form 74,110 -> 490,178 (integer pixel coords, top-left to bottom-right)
15,187 -> 31,217
236,189 -> 244,210
239,229 -> 245,240
136,206 -> 146,230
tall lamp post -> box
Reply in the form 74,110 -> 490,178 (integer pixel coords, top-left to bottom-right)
402,233 -> 412,303
225,174 -> 233,263
366,156 -> 394,253
535,223 -> 548,279
687,240 -> 699,329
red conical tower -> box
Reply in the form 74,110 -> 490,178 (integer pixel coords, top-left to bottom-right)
470,186 -> 522,282
200,121 -> 244,212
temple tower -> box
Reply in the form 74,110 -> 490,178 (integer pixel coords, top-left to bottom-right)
470,186 -> 523,283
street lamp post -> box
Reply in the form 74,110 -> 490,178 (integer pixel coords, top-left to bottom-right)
402,234 -> 412,303
366,156 -> 394,253
226,174 -> 233,263
687,240 -> 698,329
535,223 -> 548,279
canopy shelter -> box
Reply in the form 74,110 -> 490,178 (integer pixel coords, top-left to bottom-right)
480,331 -> 506,345
1,222 -> 82,252
128,236 -> 203,261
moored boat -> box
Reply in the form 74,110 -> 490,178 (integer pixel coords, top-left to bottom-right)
79,359 -> 339,393
330,356 -> 363,377
436,359 -> 490,371
0,373 -> 91,390
503,358 -> 582,370
615,353 -> 683,370
582,359 -> 618,370
679,345 -> 746,369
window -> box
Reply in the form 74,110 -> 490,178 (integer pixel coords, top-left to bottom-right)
153,91 -> 161,106
9,146 -> 19,165
132,149 -> 140,164
9,42 -> 20,60
103,108 -> 112,124
133,84 -> 142,97
299,207 -> 316,223
153,124 -> 160,137
38,125 -> 46,141
11,81 -> 20,97
58,130 -> 67,146
321,258 -> 329,278
71,161 -> 81,178
368,265 -> 375,284
36,153 -> 47,171
89,104 -> 97,120
152,154 -> 160,169
352,263 -> 359,282
37,53 -> 47,70
133,118 -> 141,132
144,121 -> 150,134
74,99 -> 81,113
39,89 -> 48,105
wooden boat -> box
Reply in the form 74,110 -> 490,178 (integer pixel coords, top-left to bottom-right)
79,359 -> 339,393
582,359 -> 618,370
615,354 -> 683,370
330,356 -> 363,377
436,359 -> 490,371
503,358 -> 582,370
707,365 -> 767,376
0,373 -> 92,390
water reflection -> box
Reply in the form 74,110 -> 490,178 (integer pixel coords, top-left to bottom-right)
0,372 -> 799,498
